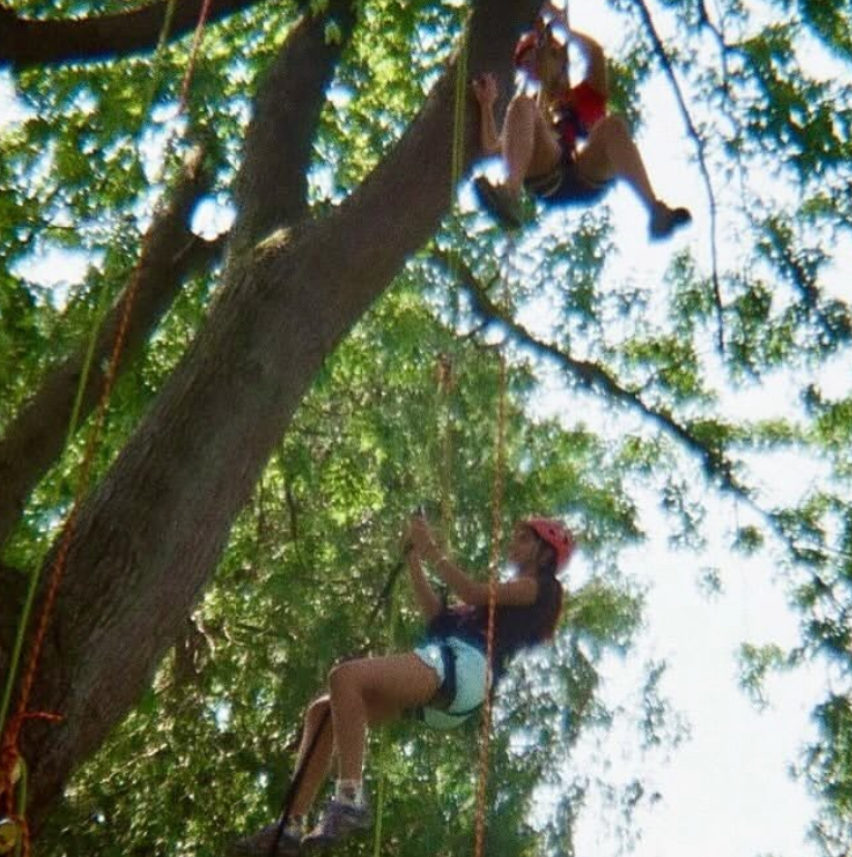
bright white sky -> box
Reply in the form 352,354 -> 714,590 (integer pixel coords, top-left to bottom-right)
0,1 -> 846,856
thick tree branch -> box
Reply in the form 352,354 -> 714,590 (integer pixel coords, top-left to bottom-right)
0,0 -> 265,70
0,145 -> 221,550
231,0 -> 358,252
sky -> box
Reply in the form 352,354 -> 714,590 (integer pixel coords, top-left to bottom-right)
0,2 -> 846,857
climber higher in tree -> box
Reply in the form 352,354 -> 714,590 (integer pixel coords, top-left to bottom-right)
473,0 -> 691,239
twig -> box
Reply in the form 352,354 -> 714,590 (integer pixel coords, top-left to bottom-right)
631,0 -> 726,356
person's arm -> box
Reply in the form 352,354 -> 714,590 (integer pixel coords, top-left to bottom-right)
471,73 -> 502,157
405,544 -> 443,622
568,29 -> 608,98
408,516 -> 538,607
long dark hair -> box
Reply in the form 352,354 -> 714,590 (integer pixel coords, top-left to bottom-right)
483,535 -> 564,670
525,536 -> 563,641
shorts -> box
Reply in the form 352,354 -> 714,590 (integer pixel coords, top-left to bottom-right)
413,636 -> 488,730
525,152 -> 612,207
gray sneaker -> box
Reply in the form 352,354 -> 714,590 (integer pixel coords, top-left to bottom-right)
301,798 -> 372,849
231,821 -> 301,856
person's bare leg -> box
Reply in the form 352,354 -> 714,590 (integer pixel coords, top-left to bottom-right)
576,114 -> 656,208
502,95 -> 562,196
577,114 -> 690,237
289,696 -> 335,817
327,653 -> 441,783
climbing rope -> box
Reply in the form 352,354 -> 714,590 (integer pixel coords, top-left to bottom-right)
371,572 -> 401,857
0,2 -> 213,852
473,236 -> 513,857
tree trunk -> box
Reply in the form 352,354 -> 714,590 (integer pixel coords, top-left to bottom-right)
3,0 -> 537,833
0,0 -> 354,549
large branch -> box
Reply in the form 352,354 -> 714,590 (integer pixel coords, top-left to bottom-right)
7,0 -> 539,831
456,263 -> 745,495
0,145 -> 220,550
0,0 -> 265,70
230,0 -> 358,252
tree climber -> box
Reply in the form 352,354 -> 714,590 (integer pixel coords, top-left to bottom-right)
473,0 -> 691,239
233,515 -> 575,856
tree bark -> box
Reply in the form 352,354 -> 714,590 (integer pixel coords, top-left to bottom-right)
0,0 -> 267,70
0,145 -> 219,550
3,0 -> 537,833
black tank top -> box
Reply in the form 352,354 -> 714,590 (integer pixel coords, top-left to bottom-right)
426,575 -> 561,677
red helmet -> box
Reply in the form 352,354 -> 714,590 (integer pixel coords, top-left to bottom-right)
525,517 -> 575,570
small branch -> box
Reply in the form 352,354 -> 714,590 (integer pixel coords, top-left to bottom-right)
438,248 -> 738,483
631,0 -> 726,355
452,255 -> 841,569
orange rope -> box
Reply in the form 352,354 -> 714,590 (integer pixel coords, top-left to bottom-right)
0,0 -> 211,844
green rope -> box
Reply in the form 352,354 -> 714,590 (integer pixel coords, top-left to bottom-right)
13,762 -> 27,857
435,12 -> 473,547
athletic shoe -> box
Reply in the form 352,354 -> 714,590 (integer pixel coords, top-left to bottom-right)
231,822 -> 302,856
301,798 -> 372,849
474,176 -> 526,230
649,202 -> 692,240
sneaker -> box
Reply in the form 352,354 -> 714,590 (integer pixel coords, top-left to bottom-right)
474,176 -> 526,230
231,821 -> 302,856
301,798 -> 372,850
649,202 -> 692,241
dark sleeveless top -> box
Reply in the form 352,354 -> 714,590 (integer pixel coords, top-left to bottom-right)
425,575 -> 561,679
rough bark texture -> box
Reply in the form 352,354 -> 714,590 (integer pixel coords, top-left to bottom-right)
0,0 -> 267,69
0,0 -> 538,834
0,563 -> 27,684
0,147 -> 219,550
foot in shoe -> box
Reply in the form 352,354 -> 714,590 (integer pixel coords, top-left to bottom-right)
649,201 -> 692,240
301,799 -> 372,850
473,176 -> 525,230
231,822 -> 302,857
